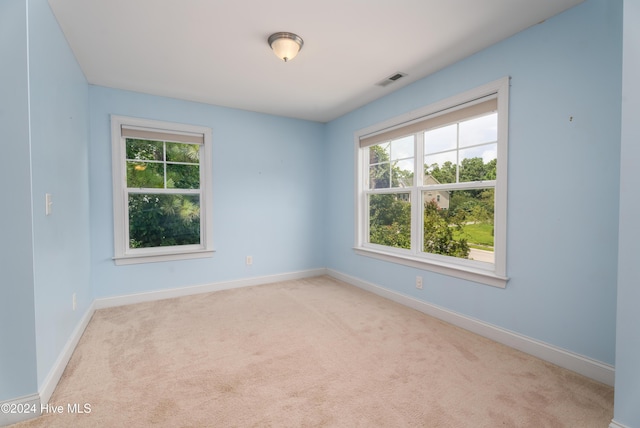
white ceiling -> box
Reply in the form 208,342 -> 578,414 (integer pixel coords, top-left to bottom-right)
48,0 -> 583,123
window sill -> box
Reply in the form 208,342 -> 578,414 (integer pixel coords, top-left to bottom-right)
113,249 -> 215,265
353,247 -> 508,288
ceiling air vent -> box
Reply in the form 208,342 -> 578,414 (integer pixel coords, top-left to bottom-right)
376,72 -> 407,87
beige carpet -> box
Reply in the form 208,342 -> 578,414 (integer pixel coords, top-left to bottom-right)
13,276 -> 613,427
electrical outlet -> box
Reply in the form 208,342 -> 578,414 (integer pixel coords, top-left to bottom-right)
72,293 -> 77,311
246,256 -> 253,266
416,276 -> 423,290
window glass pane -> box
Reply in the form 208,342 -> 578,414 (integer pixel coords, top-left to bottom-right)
423,189 -> 450,210
126,161 -> 164,188
424,124 -> 457,154
392,158 -> 414,188
369,193 -> 411,249
424,188 -> 495,263
459,113 -> 497,148
391,136 -> 414,160
423,190 -> 470,259
459,144 -> 497,182
126,139 -> 163,161
167,164 -> 200,189
369,137 -> 415,189
424,151 -> 457,184
369,163 -> 390,189
166,142 -> 200,163
128,193 -> 200,248
389,136 -> 414,188
369,143 -> 390,164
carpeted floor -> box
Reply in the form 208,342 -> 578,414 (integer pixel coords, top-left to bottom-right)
12,276 -> 613,427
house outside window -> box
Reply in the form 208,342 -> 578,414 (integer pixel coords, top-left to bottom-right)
355,78 -> 509,287
111,115 -> 214,265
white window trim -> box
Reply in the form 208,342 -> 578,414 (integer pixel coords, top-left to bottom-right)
354,77 -> 509,288
111,115 -> 214,265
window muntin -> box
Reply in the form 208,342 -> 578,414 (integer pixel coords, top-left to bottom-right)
356,78 -> 509,287
112,116 -> 213,265
369,136 -> 415,189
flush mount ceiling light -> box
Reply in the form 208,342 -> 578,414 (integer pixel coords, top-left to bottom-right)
268,32 -> 304,62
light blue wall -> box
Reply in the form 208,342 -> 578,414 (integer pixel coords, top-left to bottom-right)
0,0 -> 38,401
325,0 -> 622,365
27,0 -> 92,386
613,0 -> 640,425
89,87 -> 326,298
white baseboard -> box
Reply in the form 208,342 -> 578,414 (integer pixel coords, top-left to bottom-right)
94,268 -> 328,309
327,269 -> 615,386
39,300 -> 96,405
0,394 -> 40,426
1,302 -> 95,427
610,421 -> 630,428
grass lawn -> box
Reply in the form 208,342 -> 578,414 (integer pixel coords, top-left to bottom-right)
455,222 -> 494,248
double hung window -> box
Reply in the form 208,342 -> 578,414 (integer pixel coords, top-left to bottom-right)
355,78 -> 509,287
111,116 -> 213,265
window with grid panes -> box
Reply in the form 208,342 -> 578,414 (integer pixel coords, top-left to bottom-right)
111,116 -> 213,265
355,78 -> 509,287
